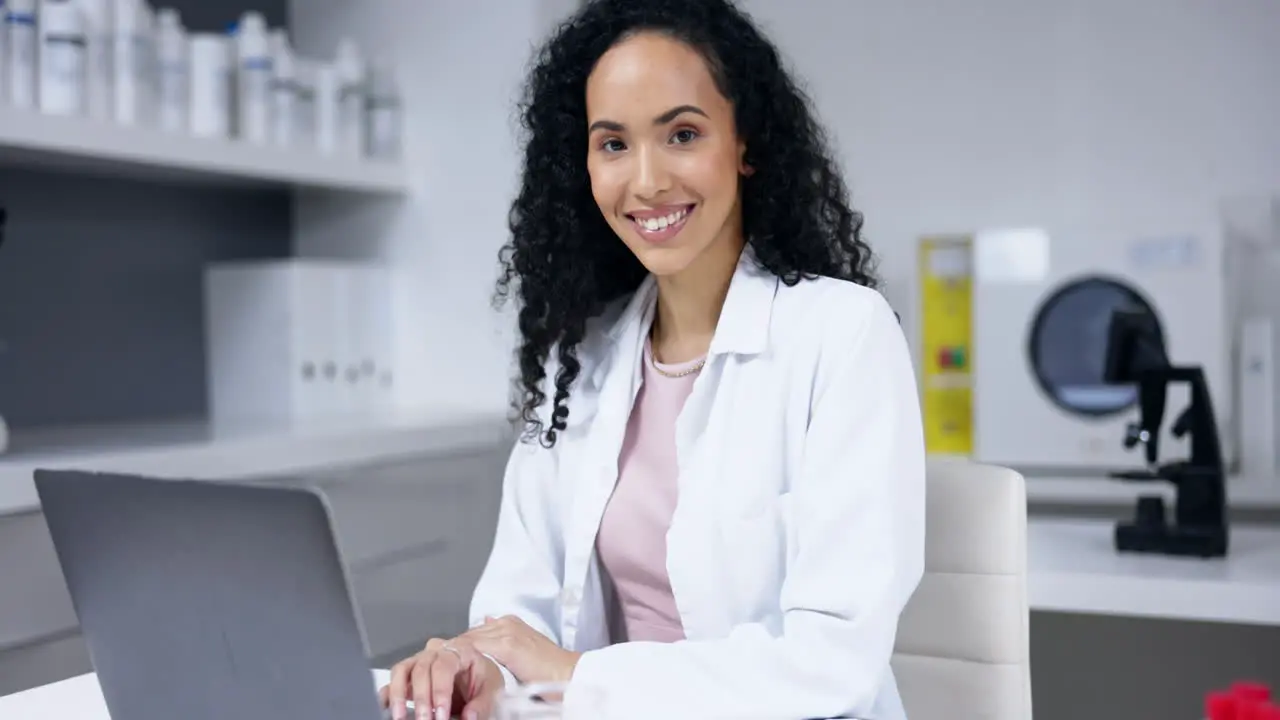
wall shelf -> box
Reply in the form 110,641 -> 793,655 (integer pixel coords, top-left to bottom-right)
0,106 -> 408,194
0,409 -> 514,517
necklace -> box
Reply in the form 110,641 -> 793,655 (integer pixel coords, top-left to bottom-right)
650,351 -> 706,378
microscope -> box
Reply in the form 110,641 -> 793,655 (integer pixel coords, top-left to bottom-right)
1103,306 -> 1229,558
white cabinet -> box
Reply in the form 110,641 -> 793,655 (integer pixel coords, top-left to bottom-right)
204,260 -> 395,424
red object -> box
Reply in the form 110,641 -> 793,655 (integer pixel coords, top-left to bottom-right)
1236,701 -> 1277,720
1235,683 -> 1273,703
1208,690 -> 1239,720
1208,684 -> 1277,720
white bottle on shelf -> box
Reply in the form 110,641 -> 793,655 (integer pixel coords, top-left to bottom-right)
365,59 -> 402,161
268,28 -> 293,147
154,6 -> 184,132
74,0 -> 111,120
313,60 -> 337,155
138,0 -> 155,124
38,0 -> 87,116
1,0 -> 9,104
292,56 -> 315,148
5,0 -> 37,109
109,0 -> 142,124
187,31 -> 228,138
334,37 -> 363,157
233,10 -> 269,144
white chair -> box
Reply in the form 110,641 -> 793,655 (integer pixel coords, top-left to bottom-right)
891,459 -> 1033,719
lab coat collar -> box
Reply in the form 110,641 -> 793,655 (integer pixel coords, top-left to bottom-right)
603,246 -> 779,358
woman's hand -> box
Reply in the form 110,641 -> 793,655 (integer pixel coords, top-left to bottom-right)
379,636 -> 504,720
462,615 -> 581,685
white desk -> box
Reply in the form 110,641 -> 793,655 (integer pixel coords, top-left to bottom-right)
2,519 -> 1279,715
0,668 -> 394,719
1028,519 -> 1280,626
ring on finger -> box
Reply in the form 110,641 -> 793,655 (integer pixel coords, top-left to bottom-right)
440,643 -> 463,661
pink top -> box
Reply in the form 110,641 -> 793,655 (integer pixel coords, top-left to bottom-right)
595,340 -> 703,644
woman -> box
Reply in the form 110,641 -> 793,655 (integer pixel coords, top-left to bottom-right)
382,0 -> 925,717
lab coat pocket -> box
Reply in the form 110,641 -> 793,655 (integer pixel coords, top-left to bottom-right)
716,493 -> 792,626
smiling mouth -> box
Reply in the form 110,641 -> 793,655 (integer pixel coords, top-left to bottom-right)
627,204 -> 695,243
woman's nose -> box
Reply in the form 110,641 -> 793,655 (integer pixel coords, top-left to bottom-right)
632,144 -> 672,199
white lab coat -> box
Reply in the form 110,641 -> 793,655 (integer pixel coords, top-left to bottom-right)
469,249 -> 927,719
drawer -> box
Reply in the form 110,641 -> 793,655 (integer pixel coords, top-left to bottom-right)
0,630 -> 90,696
0,511 -> 79,650
314,448 -> 507,567
350,541 -> 480,659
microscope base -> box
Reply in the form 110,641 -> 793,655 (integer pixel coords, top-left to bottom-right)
1114,522 -> 1229,558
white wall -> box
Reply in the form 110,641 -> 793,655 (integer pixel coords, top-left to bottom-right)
294,0 -> 1279,410
740,0 -> 1280,346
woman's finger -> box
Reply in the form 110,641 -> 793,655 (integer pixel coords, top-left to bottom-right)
461,689 -> 496,720
411,651 -> 439,720
429,644 -> 469,720
386,659 -> 412,720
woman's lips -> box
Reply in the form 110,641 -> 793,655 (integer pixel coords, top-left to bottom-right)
628,204 -> 695,244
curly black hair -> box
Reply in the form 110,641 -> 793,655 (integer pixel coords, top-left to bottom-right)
495,0 -> 879,448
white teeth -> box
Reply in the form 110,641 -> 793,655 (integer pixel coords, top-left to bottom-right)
637,207 -> 690,232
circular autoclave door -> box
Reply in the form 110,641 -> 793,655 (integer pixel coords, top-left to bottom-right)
1027,276 -> 1165,417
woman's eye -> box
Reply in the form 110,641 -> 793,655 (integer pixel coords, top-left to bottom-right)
671,129 -> 699,145
601,138 -> 626,153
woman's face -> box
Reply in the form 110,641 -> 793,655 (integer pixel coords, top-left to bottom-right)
585,32 -> 748,279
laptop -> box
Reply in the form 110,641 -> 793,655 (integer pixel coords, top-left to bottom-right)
35,469 -> 404,720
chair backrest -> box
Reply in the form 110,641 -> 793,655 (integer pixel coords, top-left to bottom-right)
892,458 -> 1032,719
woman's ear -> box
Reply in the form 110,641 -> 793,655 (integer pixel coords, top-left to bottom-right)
738,143 -> 755,177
